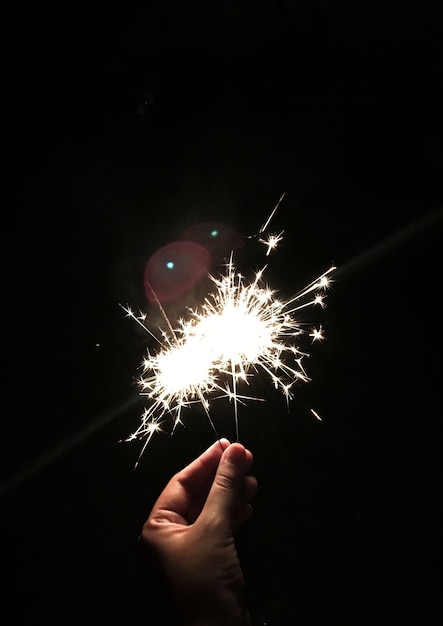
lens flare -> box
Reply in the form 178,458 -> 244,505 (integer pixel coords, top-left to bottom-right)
122,195 -> 335,465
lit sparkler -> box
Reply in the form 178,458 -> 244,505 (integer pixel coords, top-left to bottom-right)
122,197 -> 335,464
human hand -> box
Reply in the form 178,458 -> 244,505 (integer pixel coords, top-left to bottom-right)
139,438 -> 258,626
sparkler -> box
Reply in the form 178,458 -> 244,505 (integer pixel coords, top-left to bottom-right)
122,195 -> 335,465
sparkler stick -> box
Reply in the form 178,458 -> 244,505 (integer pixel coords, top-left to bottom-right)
122,197 -> 335,466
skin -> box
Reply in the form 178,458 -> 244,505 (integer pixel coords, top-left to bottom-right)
139,438 -> 258,626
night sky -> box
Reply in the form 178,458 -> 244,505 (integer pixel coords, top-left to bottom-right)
2,3 -> 443,625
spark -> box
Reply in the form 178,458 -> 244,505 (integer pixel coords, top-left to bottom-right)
258,230 -> 285,256
258,191 -> 286,233
310,325 -> 325,342
310,408 -> 323,422
122,199 -> 335,465
257,191 -> 286,255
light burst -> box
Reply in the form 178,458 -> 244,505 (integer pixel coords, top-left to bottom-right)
122,200 -> 335,464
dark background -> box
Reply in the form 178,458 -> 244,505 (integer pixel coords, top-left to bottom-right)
2,2 -> 442,625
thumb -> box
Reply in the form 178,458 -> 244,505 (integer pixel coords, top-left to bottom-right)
201,443 -> 253,527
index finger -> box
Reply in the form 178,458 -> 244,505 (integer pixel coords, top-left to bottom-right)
150,438 -> 231,522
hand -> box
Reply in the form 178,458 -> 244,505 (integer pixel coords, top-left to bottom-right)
139,438 -> 258,626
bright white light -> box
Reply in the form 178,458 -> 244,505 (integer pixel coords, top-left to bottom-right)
122,198 -> 335,464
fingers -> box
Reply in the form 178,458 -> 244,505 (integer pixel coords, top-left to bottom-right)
202,443 -> 255,529
231,474 -> 258,530
243,474 -> 258,504
147,439 -> 231,524
144,440 -> 256,531
179,438 -> 231,491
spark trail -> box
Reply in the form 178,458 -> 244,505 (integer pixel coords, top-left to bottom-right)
122,198 -> 335,464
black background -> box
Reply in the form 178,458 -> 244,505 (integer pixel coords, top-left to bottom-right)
2,2 -> 442,625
